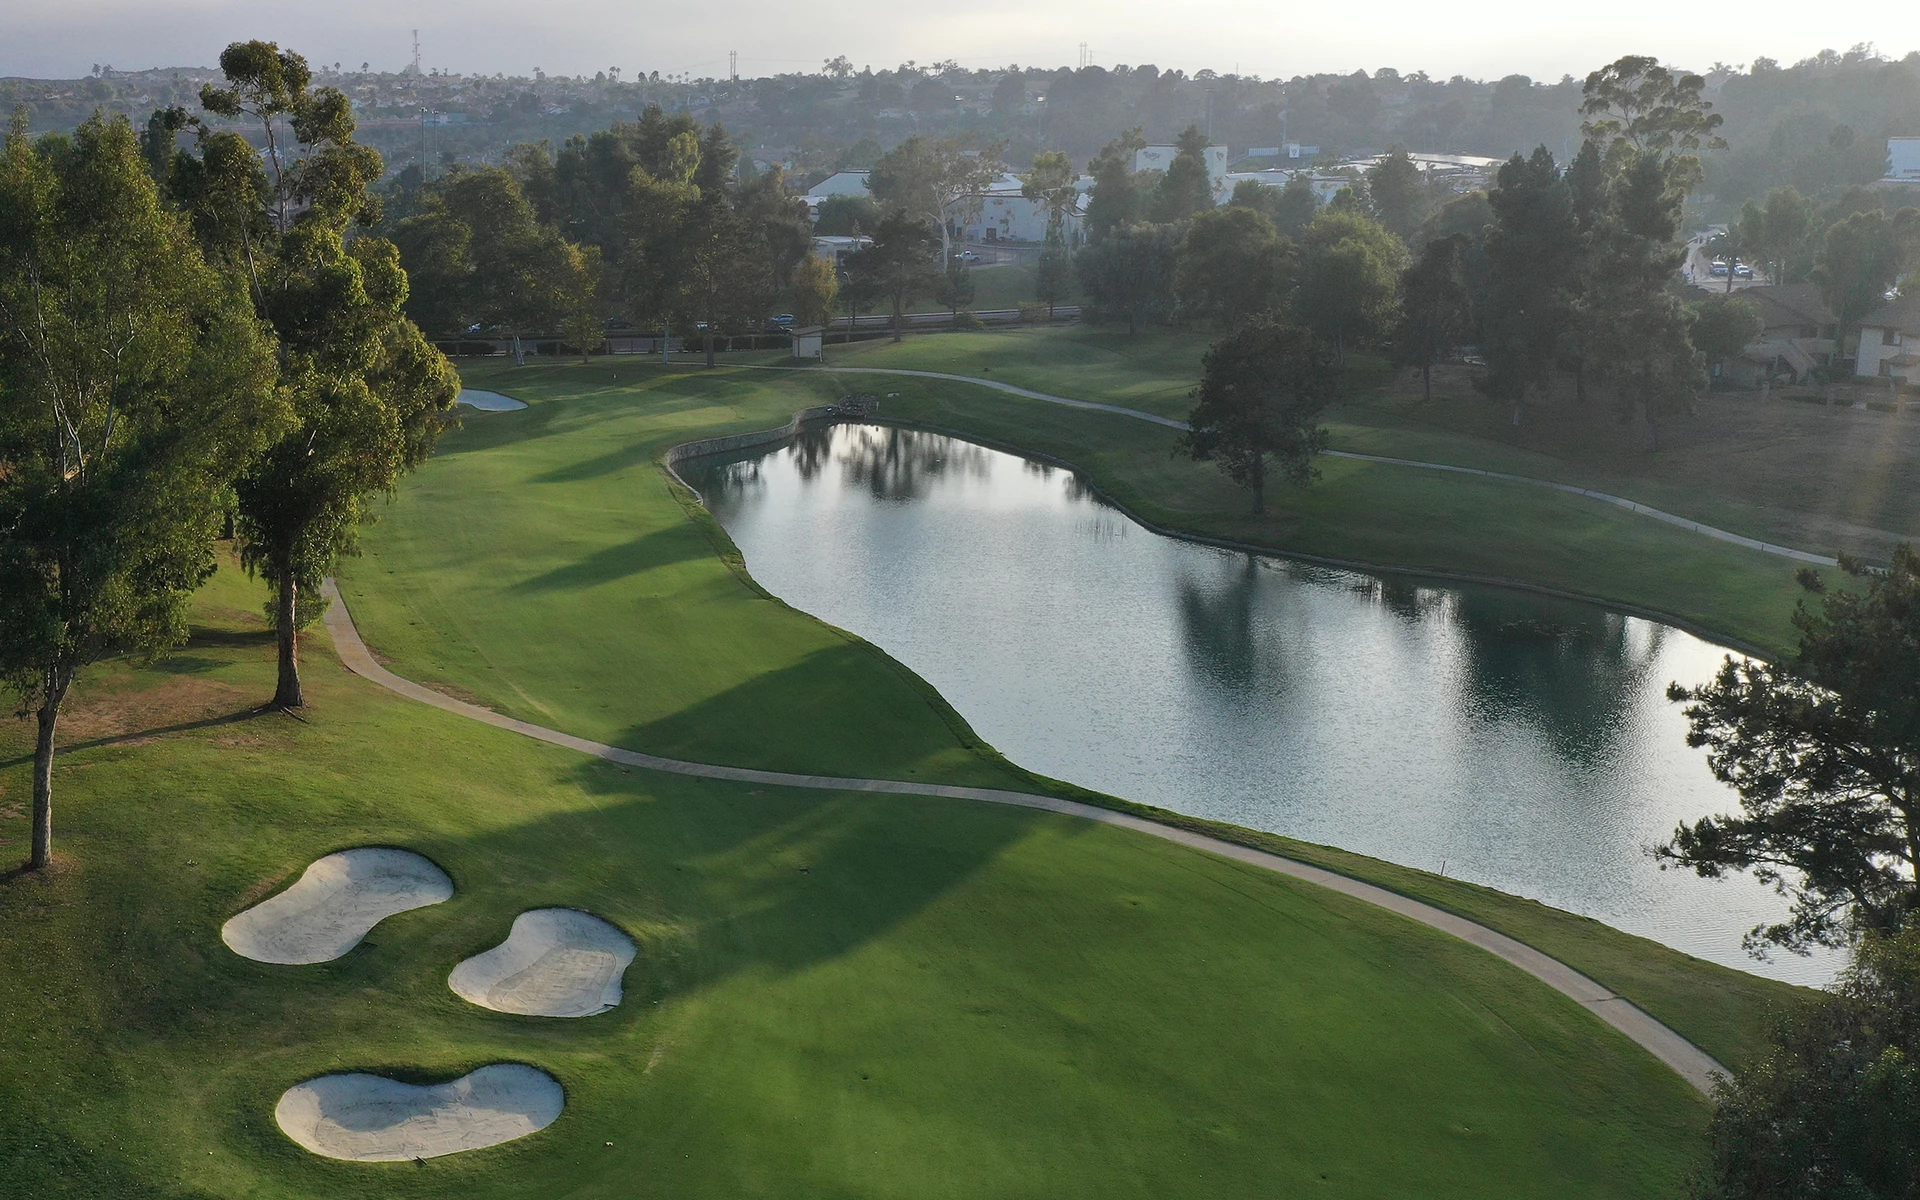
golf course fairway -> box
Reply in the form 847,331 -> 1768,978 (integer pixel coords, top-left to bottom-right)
0,355 -> 1815,1197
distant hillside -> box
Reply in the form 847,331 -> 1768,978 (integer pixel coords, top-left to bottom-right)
6,47 -> 1916,214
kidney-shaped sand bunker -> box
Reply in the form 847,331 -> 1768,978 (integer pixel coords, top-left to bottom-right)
449,908 -> 637,1017
275,1064 -> 564,1161
223,848 -> 454,965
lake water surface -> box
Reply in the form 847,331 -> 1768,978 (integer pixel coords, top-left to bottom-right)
690,423 -> 1836,986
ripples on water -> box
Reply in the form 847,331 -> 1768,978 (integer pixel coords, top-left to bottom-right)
693,424 -> 1840,986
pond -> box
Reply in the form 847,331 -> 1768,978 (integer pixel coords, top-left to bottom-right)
687,423 -> 1835,986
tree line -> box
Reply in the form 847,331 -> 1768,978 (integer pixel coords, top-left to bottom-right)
1,41 -> 460,871
1069,56 -> 1920,520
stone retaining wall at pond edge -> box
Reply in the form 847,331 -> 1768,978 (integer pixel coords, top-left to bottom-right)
662,407 -> 839,493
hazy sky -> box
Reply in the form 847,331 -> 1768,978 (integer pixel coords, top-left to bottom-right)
6,0 -> 1916,81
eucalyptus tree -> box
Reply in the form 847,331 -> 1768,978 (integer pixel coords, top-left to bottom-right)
867,135 -> 1004,260
1034,231 -> 1072,320
1020,150 -> 1077,239
184,41 -> 458,707
0,114 -> 282,868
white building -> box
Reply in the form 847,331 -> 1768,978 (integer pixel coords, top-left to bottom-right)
804,170 -> 873,217
1222,169 -> 1352,205
1855,298 -> 1920,384
1134,145 -> 1230,201
950,173 -> 1085,245
1336,151 -> 1500,193
1884,138 -> 1920,184
809,235 -> 872,266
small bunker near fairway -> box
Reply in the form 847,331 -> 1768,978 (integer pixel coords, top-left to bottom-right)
275,1064 -> 564,1161
222,848 -> 454,965
449,908 -> 637,1017
457,389 -> 528,411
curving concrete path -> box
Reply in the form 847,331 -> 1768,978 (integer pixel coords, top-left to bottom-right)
746,364 -> 1840,567
320,578 -> 1726,1093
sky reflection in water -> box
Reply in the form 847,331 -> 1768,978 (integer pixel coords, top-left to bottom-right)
693,423 -> 1839,986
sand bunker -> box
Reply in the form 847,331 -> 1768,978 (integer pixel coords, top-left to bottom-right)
449,908 -> 637,1018
275,1064 -> 563,1161
223,848 -> 454,965
457,389 -> 528,411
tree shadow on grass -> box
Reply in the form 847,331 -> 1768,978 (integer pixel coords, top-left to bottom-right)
0,706 -> 281,769
531,439 -> 666,484
533,759 -> 1058,992
507,525 -> 713,594
587,639 -> 989,780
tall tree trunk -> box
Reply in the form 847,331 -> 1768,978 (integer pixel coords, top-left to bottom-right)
892,291 -> 904,342
274,572 -> 304,709
1249,454 -> 1266,517
1421,361 -> 1433,402
705,329 -> 716,369
29,673 -> 67,870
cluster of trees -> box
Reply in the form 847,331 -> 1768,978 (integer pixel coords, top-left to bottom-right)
0,41 -> 459,871
388,109 -> 823,365
1072,125 -> 1411,352
1117,55 -> 1917,516
387,122 -> 1033,354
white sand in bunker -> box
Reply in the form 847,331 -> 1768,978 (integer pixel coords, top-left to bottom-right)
275,1064 -> 564,1161
222,848 -> 454,965
449,908 -> 638,1017
457,389 -> 528,411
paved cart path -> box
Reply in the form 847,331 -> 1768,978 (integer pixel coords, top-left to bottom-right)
750,364 -> 1840,567
321,578 -> 1727,1093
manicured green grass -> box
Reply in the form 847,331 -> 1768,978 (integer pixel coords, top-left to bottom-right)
349,359 -> 1805,1072
904,261 -> 1043,313
834,325 -> 1209,417
833,325 -> 1920,562
2,566 -> 1712,1198
341,365 -> 1009,783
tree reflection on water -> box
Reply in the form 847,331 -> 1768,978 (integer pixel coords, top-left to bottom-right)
832,425 -> 991,502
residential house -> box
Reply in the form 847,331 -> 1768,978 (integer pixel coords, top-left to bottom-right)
1730,284 -> 1840,384
1855,298 -> 1920,385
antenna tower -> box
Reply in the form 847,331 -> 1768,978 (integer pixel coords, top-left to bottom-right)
729,50 -> 738,81
412,30 -> 422,75
1078,42 -> 1089,69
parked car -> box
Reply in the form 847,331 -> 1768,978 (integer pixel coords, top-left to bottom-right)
604,317 -> 635,331
1709,261 -> 1730,277
951,250 -> 980,262
1734,263 -> 1754,279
